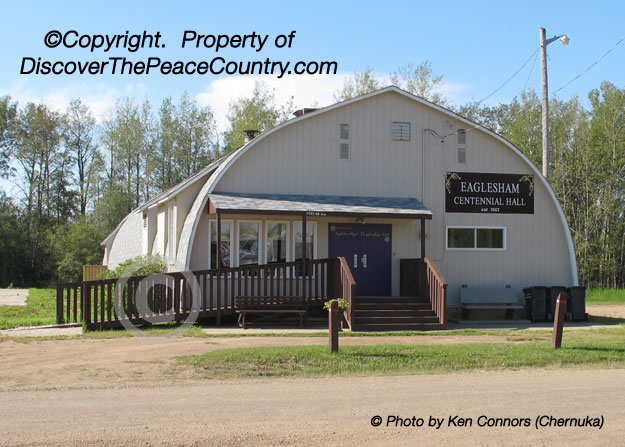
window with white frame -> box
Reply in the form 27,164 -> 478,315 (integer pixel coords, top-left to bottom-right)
238,221 -> 260,265
209,220 -> 232,268
265,221 -> 289,263
167,202 -> 177,263
446,226 -> 506,250
293,222 -> 317,260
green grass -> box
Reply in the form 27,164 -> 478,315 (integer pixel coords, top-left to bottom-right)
0,288 -> 57,330
178,327 -> 625,379
587,288 -> 625,304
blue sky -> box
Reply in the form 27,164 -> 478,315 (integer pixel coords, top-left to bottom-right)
1,0 -> 623,130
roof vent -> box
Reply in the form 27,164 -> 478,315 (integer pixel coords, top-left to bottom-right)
293,108 -> 319,118
243,129 -> 259,143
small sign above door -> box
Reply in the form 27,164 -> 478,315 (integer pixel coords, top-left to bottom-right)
445,172 -> 534,214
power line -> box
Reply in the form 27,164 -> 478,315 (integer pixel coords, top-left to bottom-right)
522,49 -> 539,92
553,35 -> 625,94
476,47 -> 539,105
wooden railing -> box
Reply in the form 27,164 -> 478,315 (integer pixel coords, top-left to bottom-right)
424,258 -> 447,325
337,256 -> 357,330
57,258 -> 336,330
400,258 -> 447,326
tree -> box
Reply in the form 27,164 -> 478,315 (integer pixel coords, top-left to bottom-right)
64,99 -> 100,216
587,82 -> 625,287
13,103 -> 65,281
154,97 -> 177,190
52,217 -> 105,282
390,60 -> 448,106
174,93 -> 218,179
0,96 -> 18,178
334,66 -> 380,101
0,192 -> 28,287
103,97 -> 153,209
222,81 -> 292,153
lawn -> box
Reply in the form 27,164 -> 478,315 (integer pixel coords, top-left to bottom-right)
0,288 -> 57,330
177,326 -> 625,379
587,288 -> 625,304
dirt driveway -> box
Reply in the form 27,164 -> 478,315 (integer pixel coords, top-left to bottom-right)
0,333 -> 507,392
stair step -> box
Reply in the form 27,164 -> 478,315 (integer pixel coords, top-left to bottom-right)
355,323 -> 445,332
357,296 -> 428,304
356,316 -> 441,324
354,309 -> 436,317
355,303 -> 433,311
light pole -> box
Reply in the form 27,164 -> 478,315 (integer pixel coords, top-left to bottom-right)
540,27 -> 569,182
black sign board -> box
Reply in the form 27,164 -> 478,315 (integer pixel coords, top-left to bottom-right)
445,172 -> 534,214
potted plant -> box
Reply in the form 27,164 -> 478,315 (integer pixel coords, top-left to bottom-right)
323,298 -> 349,330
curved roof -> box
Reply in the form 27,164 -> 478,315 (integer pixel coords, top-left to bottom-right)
101,156 -> 226,248
174,86 -> 577,285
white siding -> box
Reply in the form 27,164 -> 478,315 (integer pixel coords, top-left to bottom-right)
107,210 -> 143,269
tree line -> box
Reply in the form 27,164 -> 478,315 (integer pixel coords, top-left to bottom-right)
0,82 -> 287,285
0,64 -> 623,288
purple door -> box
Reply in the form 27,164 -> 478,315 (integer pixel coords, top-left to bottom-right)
328,223 -> 392,296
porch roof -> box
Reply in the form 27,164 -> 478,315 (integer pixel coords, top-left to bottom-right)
208,192 -> 432,219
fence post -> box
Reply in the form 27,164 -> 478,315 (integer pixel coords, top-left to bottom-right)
56,285 -> 64,324
84,284 -> 92,330
329,300 -> 339,353
552,291 -> 567,349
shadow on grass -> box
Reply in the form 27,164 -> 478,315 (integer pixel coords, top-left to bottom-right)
566,345 -> 625,353
588,315 -> 625,325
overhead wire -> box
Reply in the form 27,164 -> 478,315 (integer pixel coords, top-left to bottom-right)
522,49 -> 539,92
553,35 -> 625,94
475,47 -> 539,105
426,36 -> 624,141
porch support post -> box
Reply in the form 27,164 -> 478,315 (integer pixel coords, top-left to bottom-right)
420,218 -> 426,260
302,213 -> 307,299
216,211 -> 222,326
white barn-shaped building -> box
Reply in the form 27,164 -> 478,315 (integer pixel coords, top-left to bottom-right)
101,86 -> 577,329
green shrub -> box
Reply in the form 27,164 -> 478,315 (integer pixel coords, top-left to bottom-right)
101,255 -> 166,280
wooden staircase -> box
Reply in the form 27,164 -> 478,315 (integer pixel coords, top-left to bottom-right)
353,296 -> 445,331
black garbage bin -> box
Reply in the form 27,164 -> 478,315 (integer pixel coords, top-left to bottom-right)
567,286 -> 589,322
548,286 -> 567,321
523,286 -> 548,322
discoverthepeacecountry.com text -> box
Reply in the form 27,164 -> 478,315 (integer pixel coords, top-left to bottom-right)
20,30 -> 338,77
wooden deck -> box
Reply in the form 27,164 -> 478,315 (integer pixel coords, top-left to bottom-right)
57,257 -> 446,331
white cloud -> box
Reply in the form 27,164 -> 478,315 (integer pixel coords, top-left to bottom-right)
0,79 -> 137,121
2,73 -> 471,135
196,74 -> 350,132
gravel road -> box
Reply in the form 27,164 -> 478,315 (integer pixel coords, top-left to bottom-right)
0,368 -> 623,446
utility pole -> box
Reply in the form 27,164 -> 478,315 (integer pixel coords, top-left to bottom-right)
540,27 -> 550,181
540,27 -> 569,182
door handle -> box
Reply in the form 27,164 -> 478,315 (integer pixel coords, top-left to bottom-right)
361,254 -> 367,268
353,254 -> 358,269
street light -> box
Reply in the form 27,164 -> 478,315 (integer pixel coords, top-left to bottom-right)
540,27 -> 569,182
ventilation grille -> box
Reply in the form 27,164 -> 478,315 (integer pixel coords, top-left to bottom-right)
457,129 -> 466,145
392,122 -> 410,141
340,143 -> 349,159
457,147 -> 466,163
340,124 -> 349,140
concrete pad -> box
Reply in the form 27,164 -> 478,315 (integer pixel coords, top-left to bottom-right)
447,319 -> 616,331
0,289 -> 29,306
0,324 -> 83,338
